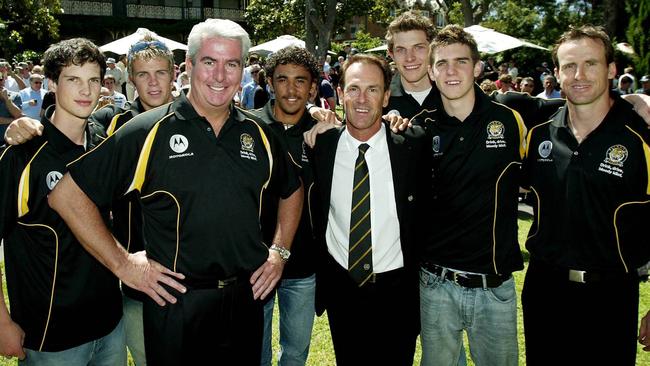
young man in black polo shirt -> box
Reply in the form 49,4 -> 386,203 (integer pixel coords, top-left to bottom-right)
384,11 -> 437,118
419,25 -> 526,366
0,38 -> 125,364
5,31 -> 176,366
250,46 -> 319,366
48,19 -> 302,365
522,25 -> 650,366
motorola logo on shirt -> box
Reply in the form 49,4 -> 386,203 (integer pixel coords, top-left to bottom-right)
432,135 -> 441,153
46,171 -> 63,190
168,134 -> 194,159
538,140 -> 553,160
170,134 -> 189,153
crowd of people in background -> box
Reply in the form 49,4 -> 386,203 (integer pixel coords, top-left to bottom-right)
3,30 -> 650,139
2,10 -> 650,366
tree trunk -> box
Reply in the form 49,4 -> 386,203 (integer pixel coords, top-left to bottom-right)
305,0 -> 337,62
603,0 -> 625,39
459,0 -> 491,26
461,0 -> 474,26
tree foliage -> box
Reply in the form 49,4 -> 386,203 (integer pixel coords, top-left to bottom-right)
350,31 -> 383,52
244,0 -> 305,43
0,0 -> 62,58
443,0 -> 643,79
245,0 -> 397,58
626,0 -> 650,76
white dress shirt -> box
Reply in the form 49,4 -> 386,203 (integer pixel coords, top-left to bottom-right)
325,124 -> 404,273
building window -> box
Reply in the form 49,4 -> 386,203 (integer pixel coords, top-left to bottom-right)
436,12 -> 445,27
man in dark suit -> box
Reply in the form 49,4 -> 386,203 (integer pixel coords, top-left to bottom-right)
308,54 -> 430,366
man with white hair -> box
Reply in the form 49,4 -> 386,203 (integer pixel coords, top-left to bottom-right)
18,73 -> 46,119
105,57 -> 124,93
47,18 -> 303,365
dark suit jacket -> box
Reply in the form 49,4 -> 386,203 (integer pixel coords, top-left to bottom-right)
308,122 -> 431,315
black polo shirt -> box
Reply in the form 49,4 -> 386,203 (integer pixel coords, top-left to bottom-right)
88,97 -> 163,301
250,100 -> 316,279
0,110 -> 122,352
385,74 -> 563,130
523,96 -> 650,272
68,92 -> 301,285
492,91 -> 565,129
90,97 -> 145,135
384,74 -> 438,119
422,85 -> 527,275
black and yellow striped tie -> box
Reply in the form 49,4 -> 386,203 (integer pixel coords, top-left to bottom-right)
348,143 -> 373,286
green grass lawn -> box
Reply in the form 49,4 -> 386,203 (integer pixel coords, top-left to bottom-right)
2,218 -> 650,365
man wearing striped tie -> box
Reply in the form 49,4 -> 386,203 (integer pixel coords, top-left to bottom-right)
308,53 -> 431,366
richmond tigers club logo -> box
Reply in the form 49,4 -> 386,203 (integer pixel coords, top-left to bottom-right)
487,121 -> 505,139
605,144 -> 628,167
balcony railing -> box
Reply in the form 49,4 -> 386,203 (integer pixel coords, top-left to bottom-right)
60,1 -> 244,21
61,0 -> 112,16
204,7 -> 245,20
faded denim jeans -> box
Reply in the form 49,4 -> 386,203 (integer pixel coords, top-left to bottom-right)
419,267 -> 518,366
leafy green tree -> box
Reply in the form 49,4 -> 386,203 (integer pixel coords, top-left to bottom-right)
351,31 -> 383,52
244,0 -> 305,43
0,0 -> 62,58
626,0 -> 650,76
246,0 -> 398,59
444,0 -> 493,26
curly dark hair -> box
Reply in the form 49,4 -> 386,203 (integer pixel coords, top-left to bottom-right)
43,38 -> 106,84
264,46 -> 319,83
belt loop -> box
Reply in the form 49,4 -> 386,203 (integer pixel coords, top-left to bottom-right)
481,274 -> 488,290
441,268 -> 448,279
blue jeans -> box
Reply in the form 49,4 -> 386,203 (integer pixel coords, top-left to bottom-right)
260,274 -> 316,366
123,295 -> 146,366
419,267 -> 518,366
20,317 -> 126,366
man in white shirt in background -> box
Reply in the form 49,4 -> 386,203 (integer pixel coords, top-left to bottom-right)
102,74 -> 127,108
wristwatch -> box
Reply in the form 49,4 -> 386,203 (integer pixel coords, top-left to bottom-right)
270,244 -> 291,261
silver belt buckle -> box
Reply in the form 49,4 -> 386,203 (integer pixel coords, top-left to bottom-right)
569,270 -> 586,283
451,271 -> 466,286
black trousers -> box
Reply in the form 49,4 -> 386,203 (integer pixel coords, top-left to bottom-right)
321,255 -> 419,366
143,279 -> 263,366
522,260 -> 640,366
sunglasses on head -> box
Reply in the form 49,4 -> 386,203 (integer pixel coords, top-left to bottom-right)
128,40 -> 170,62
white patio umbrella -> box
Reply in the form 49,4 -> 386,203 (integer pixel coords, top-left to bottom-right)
365,44 -> 388,53
100,28 -> 187,55
249,35 -> 305,57
464,25 -> 547,54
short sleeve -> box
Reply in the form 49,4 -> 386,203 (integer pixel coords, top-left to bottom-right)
265,128 -> 301,199
67,118 -> 151,209
0,146 -> 19,237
